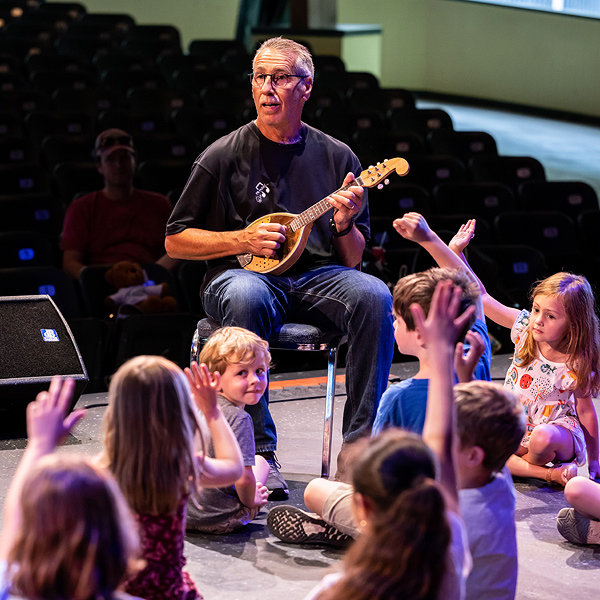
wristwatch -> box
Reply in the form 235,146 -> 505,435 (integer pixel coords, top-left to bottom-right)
330,215 -> 356,237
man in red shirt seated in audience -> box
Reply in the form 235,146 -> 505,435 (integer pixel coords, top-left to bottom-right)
61,128 -> 177,280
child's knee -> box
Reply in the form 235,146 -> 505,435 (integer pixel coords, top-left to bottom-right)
565,475 -> 594,506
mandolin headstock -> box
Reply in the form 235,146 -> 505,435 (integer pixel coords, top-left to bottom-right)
359,157 -> 410,189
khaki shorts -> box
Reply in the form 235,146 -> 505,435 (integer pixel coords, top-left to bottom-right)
321,482 -> 360,538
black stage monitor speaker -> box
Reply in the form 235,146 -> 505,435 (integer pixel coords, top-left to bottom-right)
0,295 -> 88,436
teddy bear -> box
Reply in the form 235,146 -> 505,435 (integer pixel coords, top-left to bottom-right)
104,260 -> 178,316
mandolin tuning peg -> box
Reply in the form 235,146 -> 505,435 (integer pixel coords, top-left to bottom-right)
368,165 -> 374,170
377,183 -> 384,190
384,179 -> 389,185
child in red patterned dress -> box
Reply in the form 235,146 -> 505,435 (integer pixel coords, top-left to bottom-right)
99,356 -> 244,600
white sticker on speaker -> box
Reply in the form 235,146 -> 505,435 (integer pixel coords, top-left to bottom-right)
41,329 -> 59,342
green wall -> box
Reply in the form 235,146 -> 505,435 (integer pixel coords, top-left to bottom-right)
338,0 -> 600,118
57,0 -> 600,118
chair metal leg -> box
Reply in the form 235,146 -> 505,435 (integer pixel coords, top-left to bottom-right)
321,341 -> 340,478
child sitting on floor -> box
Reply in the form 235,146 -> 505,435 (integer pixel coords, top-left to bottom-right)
100,356 -> 244,600
440,218 -> 600,486
300,280 -> 474,600
186,326 -> 271,533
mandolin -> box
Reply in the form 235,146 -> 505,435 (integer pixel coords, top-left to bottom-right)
236,157 -> 410,275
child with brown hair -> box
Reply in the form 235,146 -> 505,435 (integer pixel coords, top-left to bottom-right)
0,377 -> 141,600
100,356 -> 244,600
186,326 -> 271,533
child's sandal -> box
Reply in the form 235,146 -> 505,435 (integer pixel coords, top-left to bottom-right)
545,462 -> 578,486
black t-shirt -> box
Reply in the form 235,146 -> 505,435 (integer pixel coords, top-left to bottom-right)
166,121 -> 370,285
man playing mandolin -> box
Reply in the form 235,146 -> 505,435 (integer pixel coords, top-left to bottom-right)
166,37 -> 395,498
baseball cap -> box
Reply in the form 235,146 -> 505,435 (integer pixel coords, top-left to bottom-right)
93,128 -> 135,160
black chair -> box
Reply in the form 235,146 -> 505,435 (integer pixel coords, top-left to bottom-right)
368,182 -> 431,219
427,130 -> 498,165
388,108 -> 453,136
156,53 -> 218,82
52,88 -> 123,119
0,231 -> 57,268
518,180 -> 599,221
399,155 -> 467,193
381,87 -> 417,112
24,52 -> 91,75
313,54 -> 346,76
40,134 -> 95,170
127,88 -> 196,121
24,110 -> 95,148
0,89 -> 51,118
171,106 -> 240,144
0,111 -> 23,138
192,318 -> 347,478
99,68 -> 166,98
351,130 -> 426,167
0,193 -> 63,236
93,52 -> 155,78
0,266 -> 82,318
0,136 -> 37,164
97,108 -> 169,136
77,12 -> 135,35
52,162 -> 104,207
136,159 -> 193,196
469,155 -> 546,194
577,209 -> 600,256
477,243 -> 549,309
431,181 -> 517,220
132,133 -> 198,163
494,210 -> 580,272
188,39 -> 248,60
0,163 -> 50,195
28,69 -> 96,96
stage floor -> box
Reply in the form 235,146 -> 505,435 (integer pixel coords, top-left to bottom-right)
0,352 -> 599,600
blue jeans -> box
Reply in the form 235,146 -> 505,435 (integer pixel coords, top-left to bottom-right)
202,265 -> 394,453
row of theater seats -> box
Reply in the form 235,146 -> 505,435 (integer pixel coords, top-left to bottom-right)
2,3 -> 599,361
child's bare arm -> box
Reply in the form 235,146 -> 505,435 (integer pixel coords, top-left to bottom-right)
414,281 -> 475,512
235,466 -> 268,509
575,392 -> 600,480
0,378 -> 85,560
393,212 -> 485,322
185,362 -> 244,487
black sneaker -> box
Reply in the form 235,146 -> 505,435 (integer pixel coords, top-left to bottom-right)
267,505 -> 354,548
557,507 -> 600,545
260,451 -> 289,501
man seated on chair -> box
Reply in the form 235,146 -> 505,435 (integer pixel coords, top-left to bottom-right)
165,37 -> 394,500
61,128 -> 178,280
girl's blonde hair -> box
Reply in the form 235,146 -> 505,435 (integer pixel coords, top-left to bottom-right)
9,454 -> 139,600
517,272 -> 600,397
198,326 -> 271,375
101,355 -> 205,515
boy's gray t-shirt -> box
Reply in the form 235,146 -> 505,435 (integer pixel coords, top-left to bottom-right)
187,395 -> 256,527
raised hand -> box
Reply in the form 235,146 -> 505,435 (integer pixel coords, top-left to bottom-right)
411,279 -> 476,349
27,376 -> 85,452
448,219 -> 476,256
185,361 -> 221,421
454,330 -> 486,383
392,212 -> 433,244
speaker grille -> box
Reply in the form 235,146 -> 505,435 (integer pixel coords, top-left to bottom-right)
0,299 -> 83,379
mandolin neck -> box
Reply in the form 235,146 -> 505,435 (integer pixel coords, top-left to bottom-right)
289,176 -> 365,232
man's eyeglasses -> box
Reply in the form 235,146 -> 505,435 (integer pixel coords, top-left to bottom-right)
97,135 -> 132,150
249,72 -> 308,88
